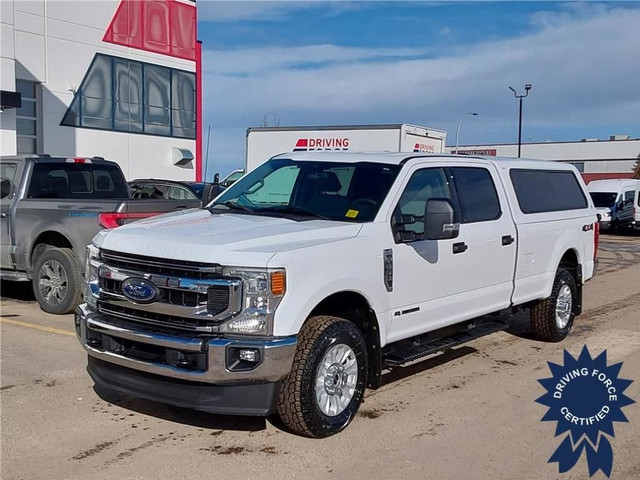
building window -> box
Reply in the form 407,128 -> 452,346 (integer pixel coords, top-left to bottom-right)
570,162 -> 585,173
16,80 -> 39,154
61,54 -> 195,139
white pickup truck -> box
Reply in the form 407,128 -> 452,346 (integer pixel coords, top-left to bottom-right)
76,152 -> 598,437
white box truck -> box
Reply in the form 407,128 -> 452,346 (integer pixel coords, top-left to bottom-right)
245,124 -> 447,172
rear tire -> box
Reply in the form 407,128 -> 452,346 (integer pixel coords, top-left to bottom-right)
277,315 -> 368,438
530,268 -> 577,342
32,247 -> 82,315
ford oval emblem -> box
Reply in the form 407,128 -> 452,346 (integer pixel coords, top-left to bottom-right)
121,278 -> 160,304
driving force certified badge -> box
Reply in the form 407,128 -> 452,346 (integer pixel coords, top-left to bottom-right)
536,346 -> 634,477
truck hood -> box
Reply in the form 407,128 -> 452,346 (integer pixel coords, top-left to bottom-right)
95,208 -> 362,267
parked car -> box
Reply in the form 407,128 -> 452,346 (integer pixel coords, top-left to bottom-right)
587,179 -> 639,231
76,152 -> 598,437
128,179 -> 220,205
0,155 -> 200,314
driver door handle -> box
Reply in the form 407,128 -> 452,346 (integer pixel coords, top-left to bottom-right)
452,242 -> 468,254
502,235 -> 515,246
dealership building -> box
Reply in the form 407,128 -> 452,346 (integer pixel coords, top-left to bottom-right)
449,136 -> 639,183
1,0 -> 202,181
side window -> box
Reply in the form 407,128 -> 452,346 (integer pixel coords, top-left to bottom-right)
624,190 -> 634,205
167,186 -> 197,200
451,167 -> 501,223
1,163 -> 18,199
394,168 -> 451,234
510,169 -> 588,214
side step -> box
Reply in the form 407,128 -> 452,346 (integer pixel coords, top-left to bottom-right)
383,320 -> 509,367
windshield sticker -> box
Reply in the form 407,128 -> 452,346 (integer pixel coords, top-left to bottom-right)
346,209 -> 359,218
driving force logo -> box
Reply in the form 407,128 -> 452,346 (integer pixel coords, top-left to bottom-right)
413,143 -> 435,153
293,138 -> 350,151
536,346 -> 634,477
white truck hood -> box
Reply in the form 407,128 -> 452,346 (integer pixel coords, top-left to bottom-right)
95,208 -> 362,267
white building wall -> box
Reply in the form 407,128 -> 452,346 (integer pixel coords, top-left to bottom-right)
1,0 -> 196,181
1,0 -> 17,155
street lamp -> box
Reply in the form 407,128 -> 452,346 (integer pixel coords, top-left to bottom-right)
508,83 -> 532,158
454,112 -> 478,154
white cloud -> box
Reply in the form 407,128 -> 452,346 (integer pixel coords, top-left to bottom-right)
203,45 -> 431,75
201,4 -> 640,174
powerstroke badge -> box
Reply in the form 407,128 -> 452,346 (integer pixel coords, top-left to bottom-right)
536,346 -> 634,477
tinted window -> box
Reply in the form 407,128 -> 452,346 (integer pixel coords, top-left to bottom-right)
1,162 -> 18,199
451,167 -> 501,223
62,54 -> 195,139
510,169 -> 588,214
590,192 -> 618,208
28,164 -> 129,199
395,168 -> 451,234
624,190 -> 634,205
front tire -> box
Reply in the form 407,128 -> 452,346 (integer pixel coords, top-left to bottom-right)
277,315 -> 368,438
32,247 -> 81,315
530,268 -> 577,342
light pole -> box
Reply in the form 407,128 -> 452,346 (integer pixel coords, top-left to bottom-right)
454,112 -> 478,154
508,83 -> 532,158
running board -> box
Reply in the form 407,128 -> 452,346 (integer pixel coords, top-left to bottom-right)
383,320 -> 509,367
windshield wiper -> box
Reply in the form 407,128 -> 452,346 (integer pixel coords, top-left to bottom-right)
209,201 -> 254,213
259,206 -> 330,220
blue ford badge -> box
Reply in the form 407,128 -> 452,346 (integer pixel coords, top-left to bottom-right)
121,278 -> 160,304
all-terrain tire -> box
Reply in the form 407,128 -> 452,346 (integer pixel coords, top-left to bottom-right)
277,315 -> 368,438
32,246 -> 82,315
530,268 -> 577,342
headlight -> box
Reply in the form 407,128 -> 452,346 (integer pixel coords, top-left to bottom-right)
602,211 -> 610,218
219,268 -> 286,336
85,244 -> 100,308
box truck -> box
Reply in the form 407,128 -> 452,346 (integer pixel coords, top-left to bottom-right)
245,124 -> 447,172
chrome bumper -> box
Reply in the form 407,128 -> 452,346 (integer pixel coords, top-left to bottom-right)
75,303 -> 297,384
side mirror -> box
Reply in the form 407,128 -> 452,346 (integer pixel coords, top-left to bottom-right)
424,198 -> 460,240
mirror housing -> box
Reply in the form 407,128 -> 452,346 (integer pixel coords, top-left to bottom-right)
424,198 -> 460,240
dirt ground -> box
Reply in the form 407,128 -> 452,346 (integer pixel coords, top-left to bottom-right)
1,234 -> 639,480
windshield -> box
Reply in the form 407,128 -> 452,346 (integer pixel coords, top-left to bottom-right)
589,192 -> 618,208
210,159 -> 401,222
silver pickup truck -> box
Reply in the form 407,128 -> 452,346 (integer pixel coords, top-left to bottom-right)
0,155 -> 201,314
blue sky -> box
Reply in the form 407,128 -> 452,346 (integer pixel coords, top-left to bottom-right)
196,1 -> 640,180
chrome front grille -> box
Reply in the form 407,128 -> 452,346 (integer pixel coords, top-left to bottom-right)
99,277 -> 205,308
100,249 -> 223,279
96,250 -> 242,333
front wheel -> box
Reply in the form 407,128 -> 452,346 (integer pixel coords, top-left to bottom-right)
32,247 -> 82,315
530,268 -> 577,342
277,315 -> 368,438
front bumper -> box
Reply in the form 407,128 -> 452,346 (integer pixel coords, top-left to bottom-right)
75,304 -> 297,415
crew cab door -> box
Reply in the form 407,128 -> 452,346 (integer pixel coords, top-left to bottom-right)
0,161 -> 21,269
448,165 -> 517,318
387,166 -> 470,342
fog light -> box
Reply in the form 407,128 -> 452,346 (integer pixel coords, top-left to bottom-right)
239,348 -> 258,362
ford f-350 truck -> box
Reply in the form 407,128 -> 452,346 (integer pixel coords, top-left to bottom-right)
0,155 -> 200,314
76,152 -> 598,437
